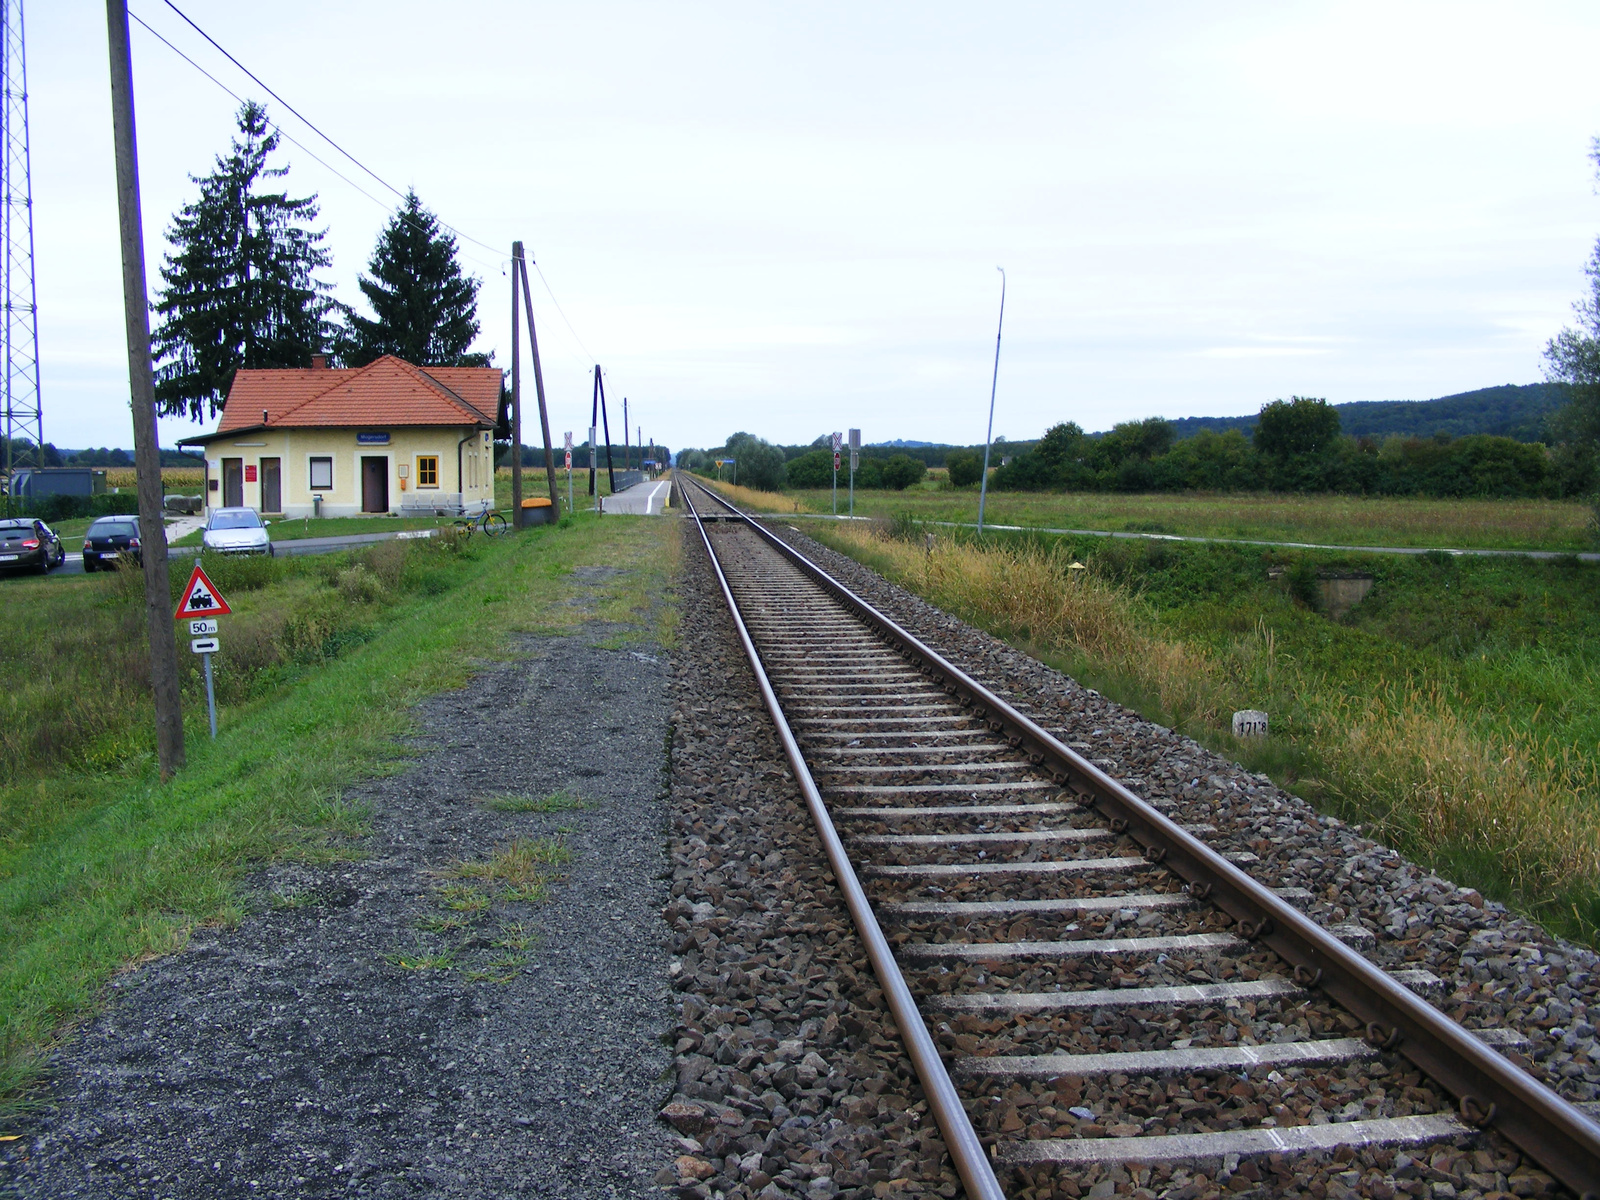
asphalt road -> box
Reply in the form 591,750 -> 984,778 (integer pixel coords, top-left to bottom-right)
16,527 -> 441,580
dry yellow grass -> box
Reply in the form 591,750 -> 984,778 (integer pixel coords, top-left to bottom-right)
819,520 -> 1600,933
699,476 -> 811,513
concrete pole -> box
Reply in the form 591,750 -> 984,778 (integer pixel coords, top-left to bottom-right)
977,267 -> 1006,534
106,0 -> 184,777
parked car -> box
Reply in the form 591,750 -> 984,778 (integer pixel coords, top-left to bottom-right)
0,517 -> 65,574
202,507 -> 273,556
82,516 -> 142,571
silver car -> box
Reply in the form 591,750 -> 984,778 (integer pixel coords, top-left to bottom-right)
202,507 -> 274,556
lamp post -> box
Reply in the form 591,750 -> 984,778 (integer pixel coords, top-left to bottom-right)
977,267 -> 1005,534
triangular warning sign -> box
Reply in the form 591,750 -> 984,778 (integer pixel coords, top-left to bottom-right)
174,564 -> 232,619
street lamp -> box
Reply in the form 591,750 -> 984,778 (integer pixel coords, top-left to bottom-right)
977,267 -> 1005,534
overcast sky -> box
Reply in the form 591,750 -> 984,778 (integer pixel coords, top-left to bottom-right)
27,1 -> 1600,453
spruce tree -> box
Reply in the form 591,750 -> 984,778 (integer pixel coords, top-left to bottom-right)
152,101 -> 336,422
338,191 -> 488,367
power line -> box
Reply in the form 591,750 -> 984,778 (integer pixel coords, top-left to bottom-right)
125,12 -> 505,275
129,2 -> 604,368
159,0 -> 504,261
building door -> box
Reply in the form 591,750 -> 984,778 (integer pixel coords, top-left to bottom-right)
361,456 -> 389,513
259,458 -> 282,513
222,458 -> 243,507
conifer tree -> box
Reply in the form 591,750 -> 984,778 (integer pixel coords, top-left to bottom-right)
338,191 -> 488,367
151,101 -> 336,422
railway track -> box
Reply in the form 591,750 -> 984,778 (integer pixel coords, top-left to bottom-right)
677,474 -> 1600,1199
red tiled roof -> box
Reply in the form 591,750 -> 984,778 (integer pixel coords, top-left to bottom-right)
216,356 -> 500,433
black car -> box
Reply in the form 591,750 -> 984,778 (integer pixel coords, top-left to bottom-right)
82,516 -> 141,572
0,517 -> 65,574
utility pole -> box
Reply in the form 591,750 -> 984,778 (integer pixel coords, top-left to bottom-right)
622,396 -> 629,471
597,368 -> 616,494
977,266 -> 1005,534
513,248 -> 560,516
509,241 -> 524,527
106,0 -> 183,777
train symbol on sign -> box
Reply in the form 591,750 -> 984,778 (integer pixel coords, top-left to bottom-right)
173,564 -> 232,619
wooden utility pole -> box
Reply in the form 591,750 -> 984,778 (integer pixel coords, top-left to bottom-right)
623,397 -> 629,471
106,0 -> 183,778
509,241 -> 524,528
597,369 -> 617,494
588,372 -> 599,499
513,249 -> 560,515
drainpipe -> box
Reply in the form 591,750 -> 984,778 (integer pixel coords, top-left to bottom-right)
457,430 -> 473,511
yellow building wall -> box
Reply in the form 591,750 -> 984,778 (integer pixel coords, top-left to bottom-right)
203,426 -> 495,518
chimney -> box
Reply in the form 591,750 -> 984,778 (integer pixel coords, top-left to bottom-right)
310,353 -> 327,370
262,409 -> 269,425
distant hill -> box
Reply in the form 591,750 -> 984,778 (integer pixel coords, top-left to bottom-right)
871,439 -> 936,448
1165,383 -> 1573,444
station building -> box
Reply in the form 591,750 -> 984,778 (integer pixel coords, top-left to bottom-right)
178,354 -> 502,519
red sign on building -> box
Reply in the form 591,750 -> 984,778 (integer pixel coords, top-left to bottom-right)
245,464 -> 258,482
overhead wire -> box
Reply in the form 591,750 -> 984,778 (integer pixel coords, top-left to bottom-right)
134,0 -> 602,369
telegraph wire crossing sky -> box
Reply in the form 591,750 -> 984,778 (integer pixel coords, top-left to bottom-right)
29,2 -> 1600,452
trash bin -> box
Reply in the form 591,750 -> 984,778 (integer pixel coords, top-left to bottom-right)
312,494 -> 322,518
520,497 -> 555,526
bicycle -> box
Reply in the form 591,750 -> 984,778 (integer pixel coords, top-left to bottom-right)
452,502 -> 508,540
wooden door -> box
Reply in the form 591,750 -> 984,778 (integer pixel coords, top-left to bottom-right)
361,456 -> 388,513
222,458 -> 243,507
260,458 -> 282,513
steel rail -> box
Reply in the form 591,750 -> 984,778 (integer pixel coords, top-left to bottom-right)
681,484 -> 1008,1200
681,473 -> 1600,1197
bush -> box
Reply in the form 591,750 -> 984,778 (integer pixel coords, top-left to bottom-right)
13,493 -> 141,523
880,454 -> 927,490
785,449 -> 835,489
946,451 -> 983,487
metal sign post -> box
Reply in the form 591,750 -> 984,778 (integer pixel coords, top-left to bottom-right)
588,426 -> 599,512
191,626 -> 219,738
565,431 -> 574,514
848,429 -> 860,519
174,567 -> 231,739
831,431 -> 841,516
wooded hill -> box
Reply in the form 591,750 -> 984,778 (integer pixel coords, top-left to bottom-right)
1165,383 -> 1570,444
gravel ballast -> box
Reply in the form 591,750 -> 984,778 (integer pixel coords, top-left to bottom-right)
757,518 -> 1592,1199
2,626 -> 676,1199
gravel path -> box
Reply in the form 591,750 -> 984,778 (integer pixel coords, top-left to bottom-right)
3,625 -> 677,1200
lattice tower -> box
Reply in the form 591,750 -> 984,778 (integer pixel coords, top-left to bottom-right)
0,0 -> 39,488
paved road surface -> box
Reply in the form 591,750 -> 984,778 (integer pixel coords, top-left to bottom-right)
601,478 -> 671,515
39,526 -> 440,578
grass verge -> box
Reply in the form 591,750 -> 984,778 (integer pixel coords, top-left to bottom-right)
810,517 -> 1600,947
785,487 -> 1593,553
0,508 -> 674,1118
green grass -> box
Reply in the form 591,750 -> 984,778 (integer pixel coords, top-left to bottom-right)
0,507 -> 676,1118
812,517 -> 1600,946
476,788 -> 587,813
783,486 -> 1594,553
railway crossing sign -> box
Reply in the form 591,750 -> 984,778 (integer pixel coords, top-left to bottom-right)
174,565 -> 230,739
174,565 -> 231,619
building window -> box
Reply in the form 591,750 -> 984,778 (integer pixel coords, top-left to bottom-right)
417,455 -> 439,488
309,456 -> 333,490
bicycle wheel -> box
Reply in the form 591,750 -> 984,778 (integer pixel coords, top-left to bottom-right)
453,519 -> 475,541
482,512 -> 508,537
